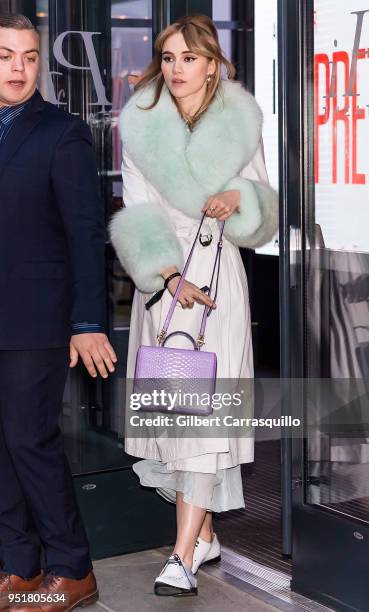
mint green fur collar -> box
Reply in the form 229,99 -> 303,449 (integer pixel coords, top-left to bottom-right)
118,80 -> 263,219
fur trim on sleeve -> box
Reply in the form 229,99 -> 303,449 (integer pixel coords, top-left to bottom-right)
109,203 -> 184,292
222,177 -> 279,248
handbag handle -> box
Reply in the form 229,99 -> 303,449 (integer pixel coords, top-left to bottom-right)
162,331 -> 198,350
157,212 -> 225,349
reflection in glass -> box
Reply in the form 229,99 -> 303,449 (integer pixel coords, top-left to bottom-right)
34,1 -> 153,474
111,0 -> 152,19
306,1 -> 369,524
254,0 -> 279,255
111,27 -> 152,173
217,29 -> 231,63
108,24 -> 153,344
36,1 -> 49,99
213,0 -> 231,21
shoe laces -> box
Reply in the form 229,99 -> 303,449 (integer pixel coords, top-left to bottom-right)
160,553 -> 185,575
163,554 -> 194,588
162,554 -> 181,570
41,573 -> 63,590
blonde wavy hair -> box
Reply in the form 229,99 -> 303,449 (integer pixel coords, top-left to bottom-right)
135,14 -> 236,130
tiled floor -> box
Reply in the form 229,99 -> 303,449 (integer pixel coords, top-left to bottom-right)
87,547 -> 283,612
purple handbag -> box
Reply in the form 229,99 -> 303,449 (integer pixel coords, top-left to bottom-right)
133,213 -> 225,415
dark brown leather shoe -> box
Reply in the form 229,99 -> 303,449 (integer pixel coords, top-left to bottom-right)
0,572 -> 43,612
8,571 -> 98,612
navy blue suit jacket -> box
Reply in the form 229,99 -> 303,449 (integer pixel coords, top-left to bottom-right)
0,89 -> 106,349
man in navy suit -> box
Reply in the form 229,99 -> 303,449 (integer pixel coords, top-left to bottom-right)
0,14 -> 117,611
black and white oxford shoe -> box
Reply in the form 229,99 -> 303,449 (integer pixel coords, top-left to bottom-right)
154,553 -> 198,596
192,533 -> 221,574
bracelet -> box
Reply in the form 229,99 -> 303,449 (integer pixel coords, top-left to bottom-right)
164,272 -> 181,289
145,272 -> 182,311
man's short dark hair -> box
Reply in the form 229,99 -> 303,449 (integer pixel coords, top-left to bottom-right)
0,13 -> 38,35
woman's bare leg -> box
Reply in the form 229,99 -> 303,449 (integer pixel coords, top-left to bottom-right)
173,492 -> 206,568
198,511 -> 214,542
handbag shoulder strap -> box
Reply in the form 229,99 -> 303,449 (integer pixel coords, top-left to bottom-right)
157,212 -> 225,348
197,223 -> 224,347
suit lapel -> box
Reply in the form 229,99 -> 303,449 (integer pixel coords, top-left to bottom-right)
0,89 -> 46,177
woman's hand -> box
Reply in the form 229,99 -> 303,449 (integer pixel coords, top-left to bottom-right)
202,189 -> 240,221
161,267 -> 216,310
167,276 -> 216,310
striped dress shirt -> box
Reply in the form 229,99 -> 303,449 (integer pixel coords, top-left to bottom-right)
0,100 -> 104,335
0,101 -> 28,143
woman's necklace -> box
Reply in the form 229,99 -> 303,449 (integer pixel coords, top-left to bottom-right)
183,117 -> 191,133
181,111 -> 212,246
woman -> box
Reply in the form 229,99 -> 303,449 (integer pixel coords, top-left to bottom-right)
110,14 -> 278,597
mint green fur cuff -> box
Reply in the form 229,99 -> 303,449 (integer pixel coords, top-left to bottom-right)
109,204 -> 184,292
222,177 -> 279,248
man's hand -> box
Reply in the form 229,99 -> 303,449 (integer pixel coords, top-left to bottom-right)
70,333 -> 117,378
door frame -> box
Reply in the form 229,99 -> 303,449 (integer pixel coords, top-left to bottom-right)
278,1 -> 369,610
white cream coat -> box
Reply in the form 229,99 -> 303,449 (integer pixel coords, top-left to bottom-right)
111,80 -> 279,470
121,142 -> 272,470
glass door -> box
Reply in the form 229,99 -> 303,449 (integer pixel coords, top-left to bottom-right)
30,0 -> 179,558
306,0 -> 369,522
279,1 -> 369,609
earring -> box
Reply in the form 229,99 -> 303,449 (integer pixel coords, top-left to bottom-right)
207,75 -> 212,82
